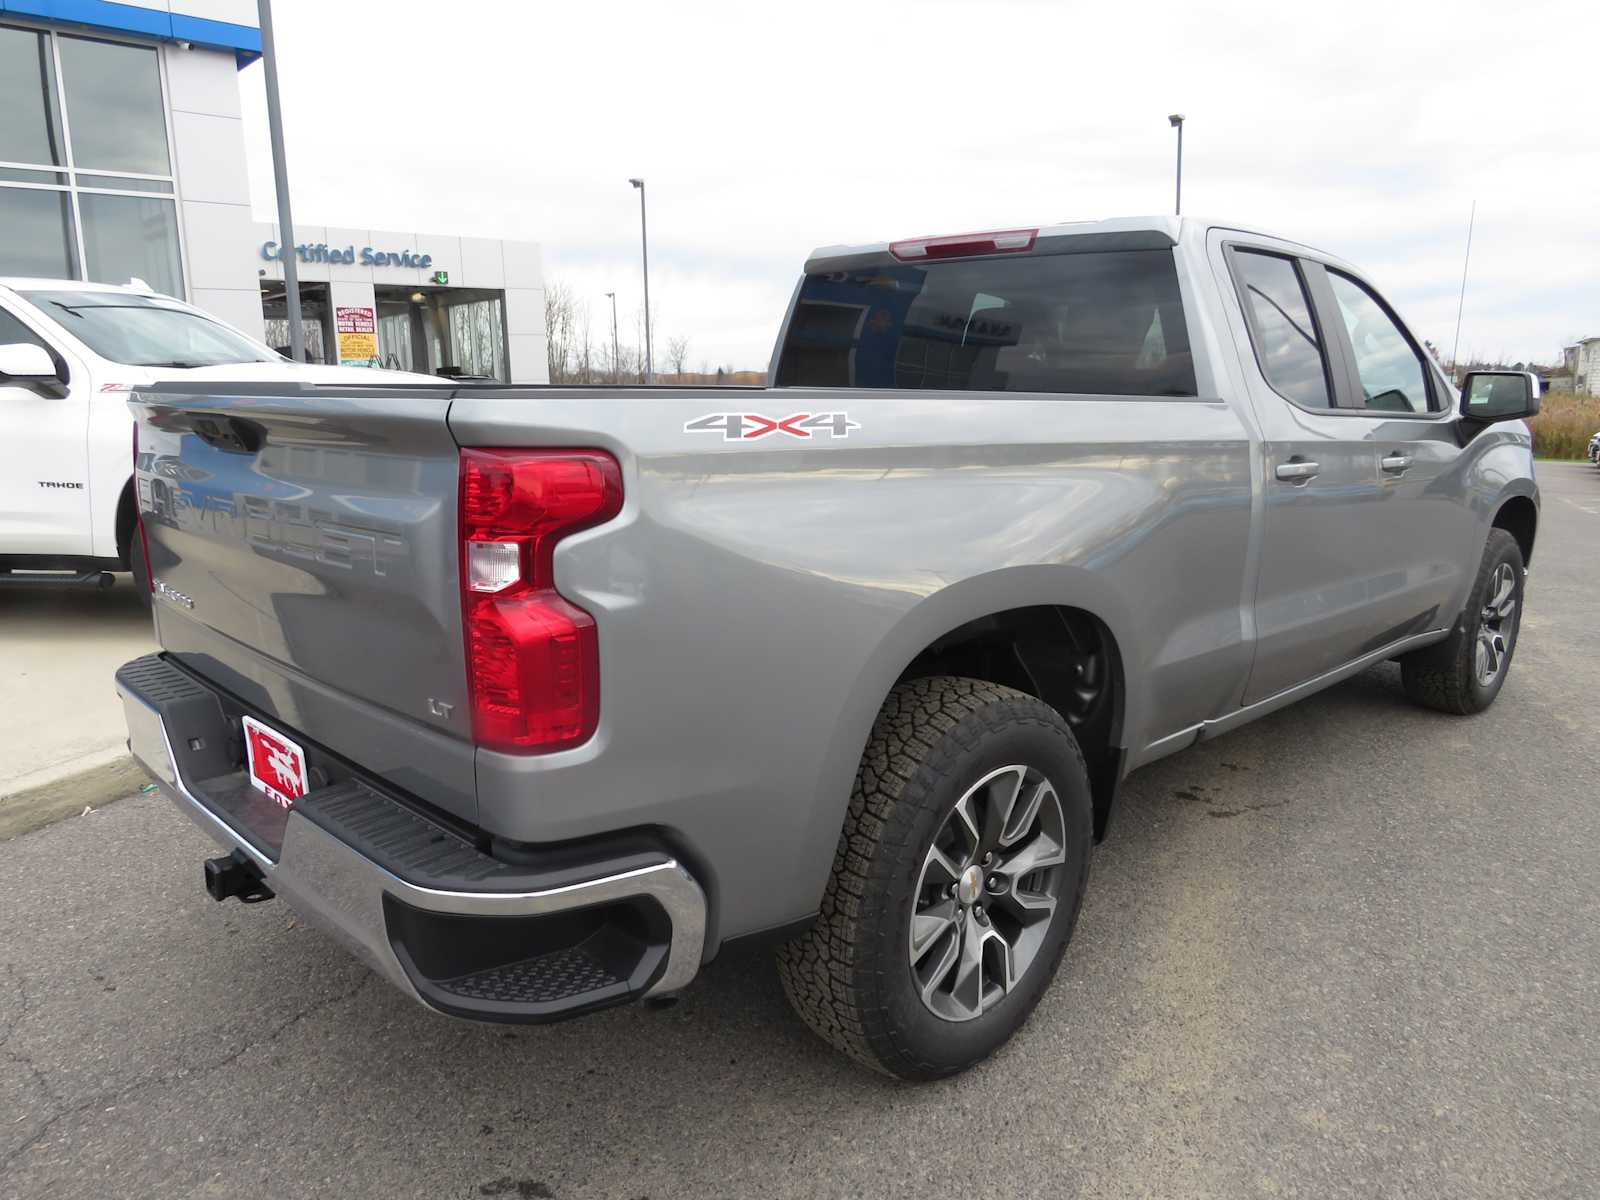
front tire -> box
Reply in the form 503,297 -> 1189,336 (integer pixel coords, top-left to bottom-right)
1400,528 -> 1524,714
776,676 -> 1093,1080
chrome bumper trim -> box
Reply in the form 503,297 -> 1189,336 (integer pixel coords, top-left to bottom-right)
117,684 -> 707,1004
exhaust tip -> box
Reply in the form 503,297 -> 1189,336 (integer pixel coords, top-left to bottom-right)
203,851 -> 274,904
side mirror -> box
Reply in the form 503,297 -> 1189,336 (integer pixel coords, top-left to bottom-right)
0,341 -> 60,383
1460,370 -> 1541,422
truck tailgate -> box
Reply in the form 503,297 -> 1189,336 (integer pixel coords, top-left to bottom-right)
131,383 -> 476,822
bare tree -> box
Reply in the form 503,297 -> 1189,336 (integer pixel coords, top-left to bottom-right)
544,281 -> 594,384
665,335 -> 691,381
603,337 -> 641,385
579,299 -> 598,380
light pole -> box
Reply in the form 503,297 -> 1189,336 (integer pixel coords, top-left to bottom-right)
604,290 -> 621,384
628,177 -> 653,383
1167,113 -> 1185,217
258,0 -> 303,361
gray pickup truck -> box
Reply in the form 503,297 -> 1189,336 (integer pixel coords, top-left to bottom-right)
117,216 -> 1541,1080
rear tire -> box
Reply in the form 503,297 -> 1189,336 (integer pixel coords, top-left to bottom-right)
776,676 -> 1093,1080
1400,528 -> 1523,715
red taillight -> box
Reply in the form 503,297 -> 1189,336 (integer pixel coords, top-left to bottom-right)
459,449 -> 623,753
888,228 -> 1038,262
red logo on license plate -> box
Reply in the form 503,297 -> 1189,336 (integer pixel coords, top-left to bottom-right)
242,716 -> 309,809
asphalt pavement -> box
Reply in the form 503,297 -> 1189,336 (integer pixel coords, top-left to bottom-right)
4,462 -> 1599,1200
0,576 -> 153,802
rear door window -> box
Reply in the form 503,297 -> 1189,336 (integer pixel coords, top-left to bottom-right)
1229,250 -> 1331,408
775,249 -> 1195,397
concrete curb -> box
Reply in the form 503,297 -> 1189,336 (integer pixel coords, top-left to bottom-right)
0,754 -> 150,841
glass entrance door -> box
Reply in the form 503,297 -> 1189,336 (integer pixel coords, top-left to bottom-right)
260,281 -> 330,362
376,295 -> 418,373
374,285 -> 508,380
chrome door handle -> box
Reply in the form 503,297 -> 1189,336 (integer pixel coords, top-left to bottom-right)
1274,460 -> 1320,482
1380,452 -> 1414,473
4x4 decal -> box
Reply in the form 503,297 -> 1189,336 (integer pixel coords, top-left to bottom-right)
683,411 -> 859,441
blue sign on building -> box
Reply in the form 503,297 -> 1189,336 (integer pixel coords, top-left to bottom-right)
261,242 -> 434,270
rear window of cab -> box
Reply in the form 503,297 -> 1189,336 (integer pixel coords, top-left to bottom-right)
775,248 -> 1196,397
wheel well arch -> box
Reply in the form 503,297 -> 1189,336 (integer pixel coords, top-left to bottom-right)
1492,495 -> 1536,567
114,475 -> 138,567
895,605 -> 1127,840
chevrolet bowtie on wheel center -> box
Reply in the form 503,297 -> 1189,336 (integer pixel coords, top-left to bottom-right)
116,216 -> 1540,1079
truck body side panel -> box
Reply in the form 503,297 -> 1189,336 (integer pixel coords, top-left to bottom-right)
448,388 -> 1254,942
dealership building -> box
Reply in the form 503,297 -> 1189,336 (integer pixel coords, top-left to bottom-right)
0,1 -> 548,381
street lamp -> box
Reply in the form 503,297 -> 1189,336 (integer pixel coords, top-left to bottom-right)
603,290 -> 621,384
628,177 -> 653,383
1167,114 -> 1185,217
258,0 -> 303,361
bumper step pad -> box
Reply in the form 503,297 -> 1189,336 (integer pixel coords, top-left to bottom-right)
438,946 -> 626,1006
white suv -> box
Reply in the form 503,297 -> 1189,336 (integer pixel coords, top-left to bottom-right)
0,279 -> 433,600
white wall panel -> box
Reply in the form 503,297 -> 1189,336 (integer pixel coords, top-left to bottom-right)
458,237 -> 505,289
323,227 -> 373,283
360,228 -> 424,287
162,44 -> 241,117
504,287 -> 545,338
259,223 -> 331,282
189,286 -> 265,342
500,241 -> 544,289
171,111 -> 250,205
169,0 -> 259,27
507,334 -> 549,384
415,235 -> 461,287
182,200 -> 259,291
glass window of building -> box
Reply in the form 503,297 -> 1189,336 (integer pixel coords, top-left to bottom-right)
0,23 -> 182,295
0,187 -> 77,278
0,25 -> 66,166
79,193 -> 182,297
56,35 -> 171,176
372,287 -> 509,380
443,295 -> 508,380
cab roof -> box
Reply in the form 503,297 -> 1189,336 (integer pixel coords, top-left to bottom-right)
804,215 -> 1337,272
0,278 -> 164,296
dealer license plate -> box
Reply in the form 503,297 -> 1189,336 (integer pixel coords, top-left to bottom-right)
241,715 -> 310,810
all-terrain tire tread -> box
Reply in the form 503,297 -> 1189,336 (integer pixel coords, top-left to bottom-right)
1400,528 -> 1521,715
775,675 -> 1087,1079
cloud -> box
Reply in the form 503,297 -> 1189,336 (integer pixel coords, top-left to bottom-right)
241,0 -> 1600,368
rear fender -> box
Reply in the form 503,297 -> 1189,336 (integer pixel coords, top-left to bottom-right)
797,566 -> 1141,914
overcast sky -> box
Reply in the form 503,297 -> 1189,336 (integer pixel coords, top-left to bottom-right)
239,0 -> 1597,371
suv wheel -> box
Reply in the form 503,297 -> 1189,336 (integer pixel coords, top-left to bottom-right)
1400,528 -> 1524,715
776,676 -> 1092,1080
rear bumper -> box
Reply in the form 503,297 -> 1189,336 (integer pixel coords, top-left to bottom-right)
116,654 -> 707,1022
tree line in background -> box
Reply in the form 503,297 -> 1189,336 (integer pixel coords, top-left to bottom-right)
544,280 -> 763,386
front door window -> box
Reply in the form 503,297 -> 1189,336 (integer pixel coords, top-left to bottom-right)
1326,272 -> 1434,413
